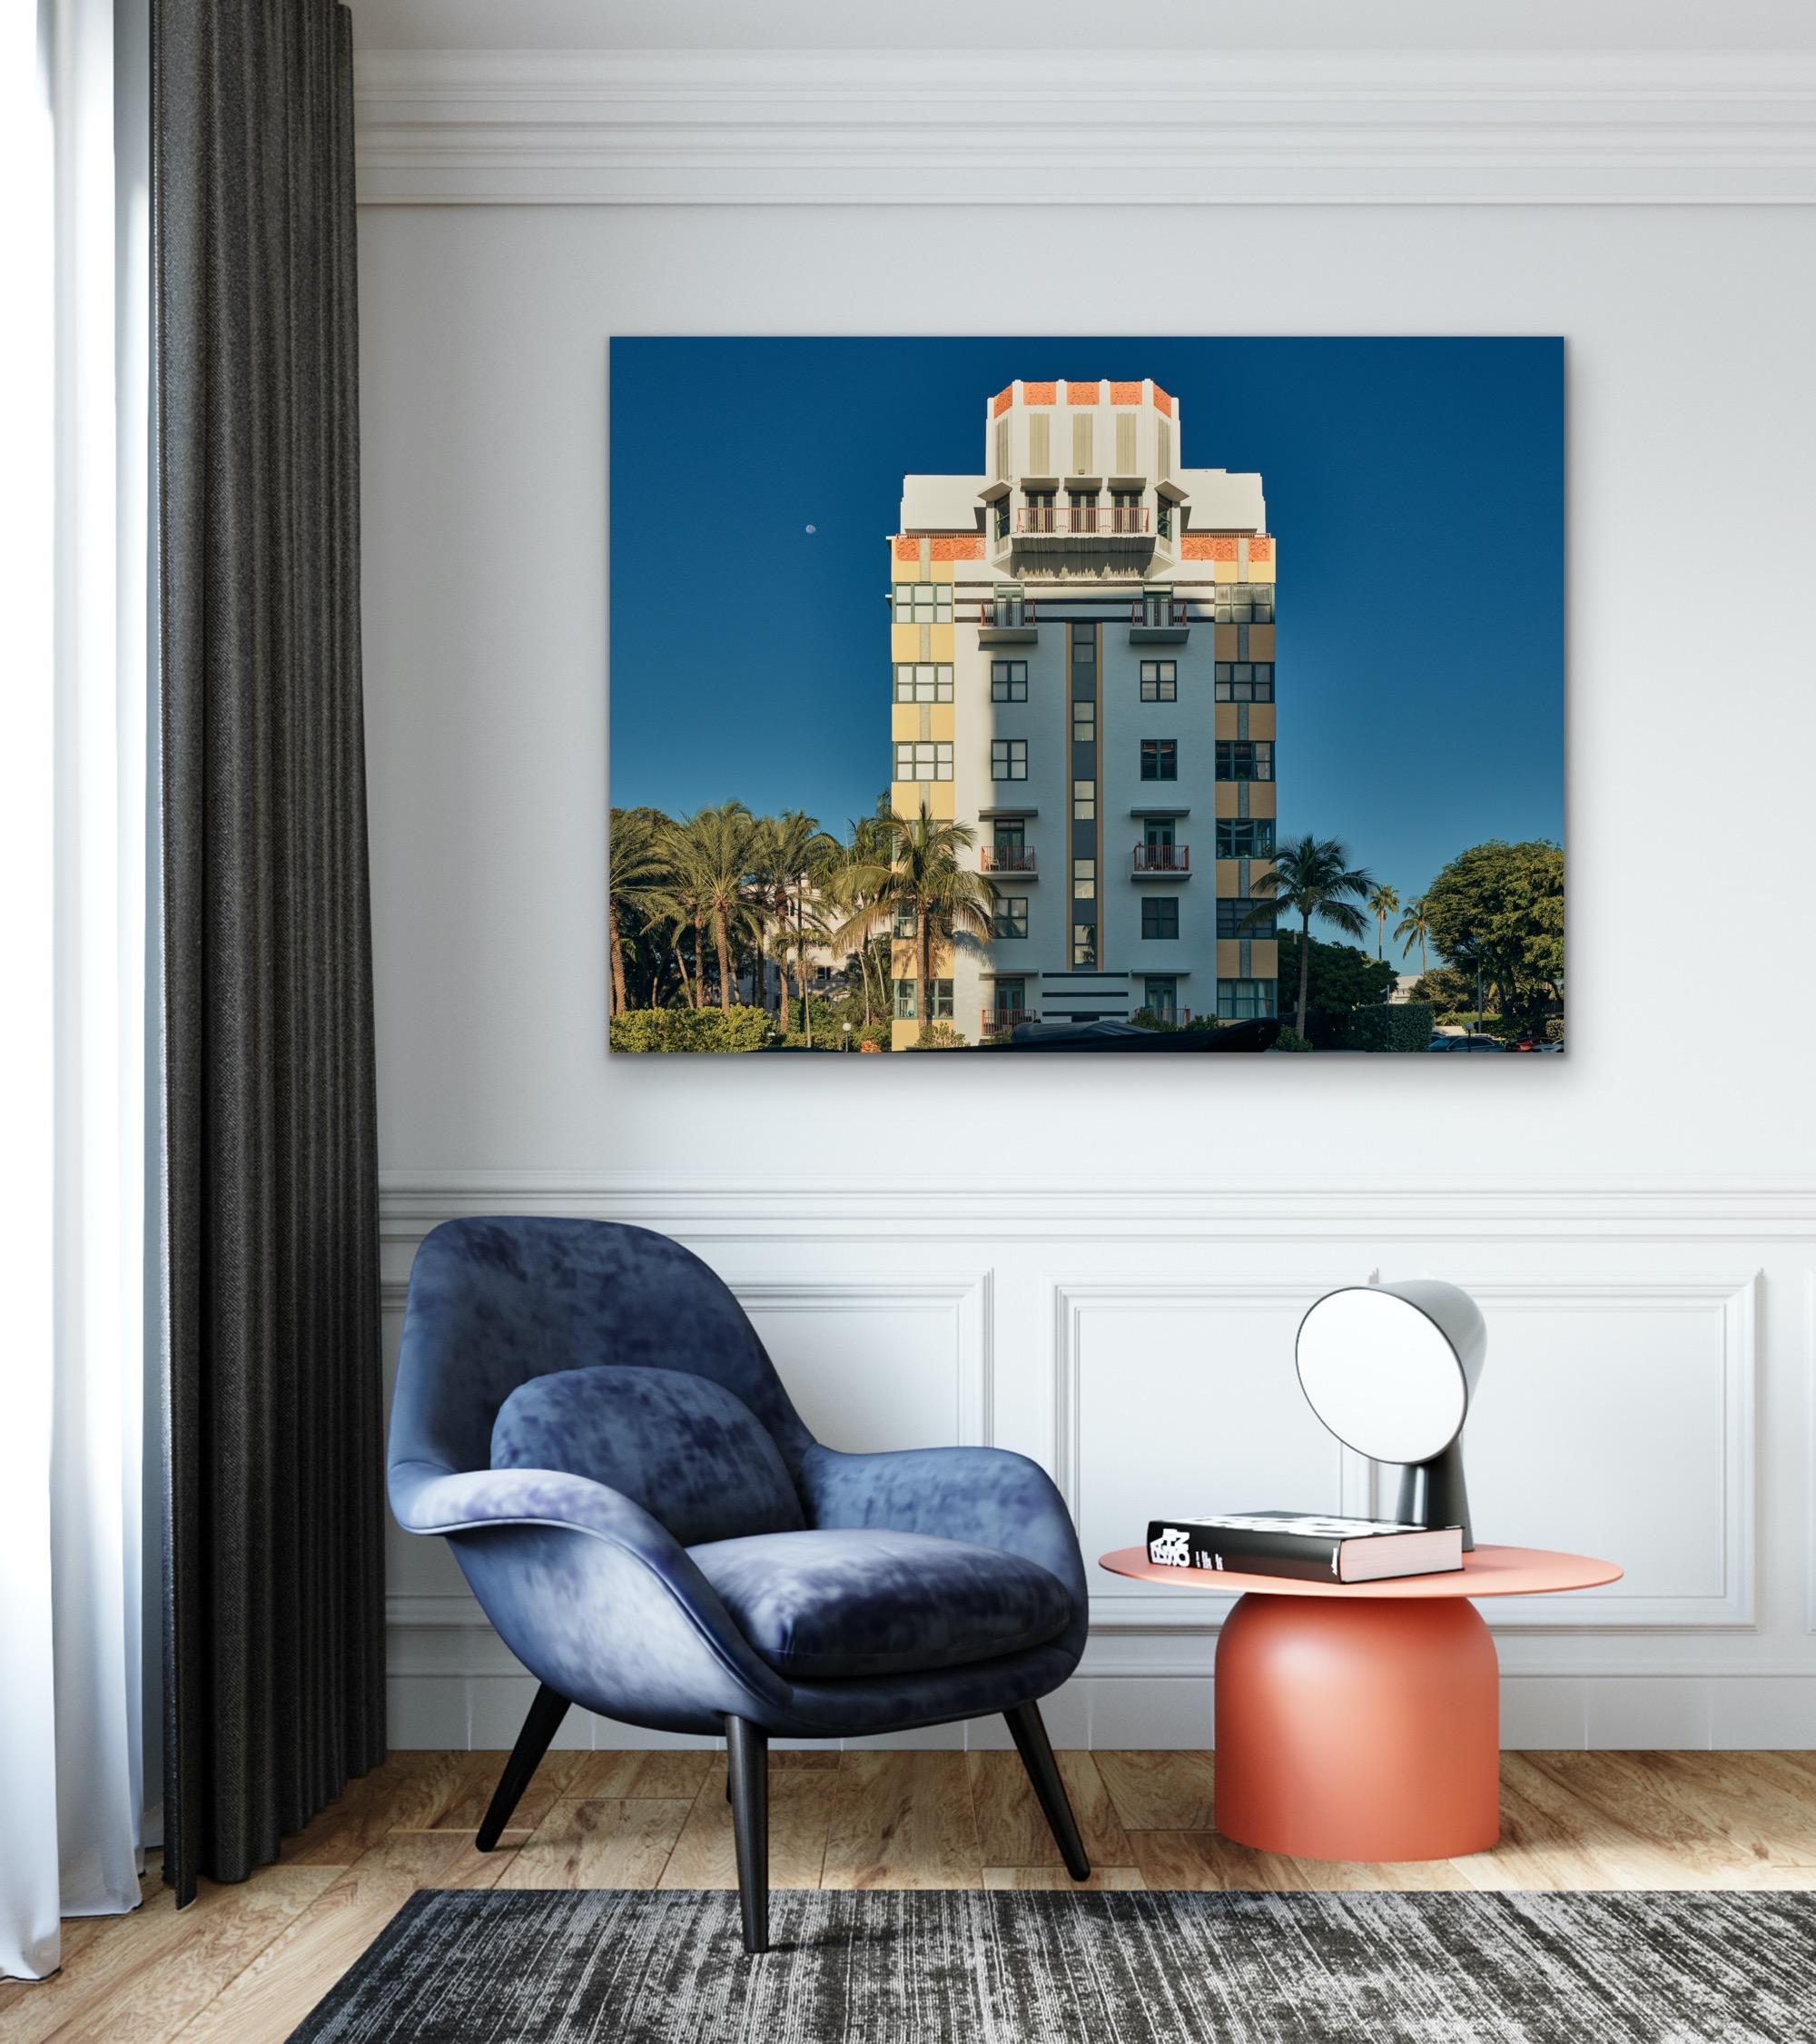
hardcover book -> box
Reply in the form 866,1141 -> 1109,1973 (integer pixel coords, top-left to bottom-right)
1145,1511 -> 1464,1584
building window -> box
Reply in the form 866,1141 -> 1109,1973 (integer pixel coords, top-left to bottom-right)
1218,897 -> 1277,939
1215,661 -> 1274,702
992,896 -> 1029,940
991,738 -> 1029,782
892,904 -> 917,939
1216,739 -> 1273,782
1140,659 -> 1177,702
1216,816 -> 1276,858
1023,490 -> 1056,534
991,659 -> 1028,702
1072,857 -> 1095,900
1144,975 -> 1179,1017
1111,489 -> 1142,535
893,662 -> 952,703
1073,923 -> 1097,968
1156,498 -> 1172,539
1071,619 -> 1096,651
893,979 -> 953,1021
1141,898 -> 1179,940
1211,582 -> 1275,625
1072,778 -> 1096,821
1071,699 -> 1096,742
992,977 -> 1028,1023
1140,739 -> 1179,781
894,739 -> 953,782
893,581 -> 952,624
1218,978 -> 1278,1021
994,498 -> 1011,539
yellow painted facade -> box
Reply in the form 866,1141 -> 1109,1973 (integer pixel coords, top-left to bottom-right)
890,779 -> 955,820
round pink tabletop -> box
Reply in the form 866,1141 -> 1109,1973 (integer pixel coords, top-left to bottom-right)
1097,1543 -> 1622,1601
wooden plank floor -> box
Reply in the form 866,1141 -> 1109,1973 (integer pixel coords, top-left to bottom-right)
7,1749 -> 1816,2042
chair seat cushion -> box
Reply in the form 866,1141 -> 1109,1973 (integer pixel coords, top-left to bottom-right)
686,1527 -> 1073,1680
490,1365 -> 804,1549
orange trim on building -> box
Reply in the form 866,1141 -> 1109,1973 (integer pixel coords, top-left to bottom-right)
1249,536 -> 1274,562
893,535 -> 919,561
1022,381 -> 1057,405
1152,386 -> 1174,417
930,535 -> 983,560
1063,380 -> 1100,403
992,387 -> 1012,417
1110,380 -> 1142,406
1182,534 -> 1239,560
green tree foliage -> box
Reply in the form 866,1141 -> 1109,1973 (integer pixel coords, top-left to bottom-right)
1421,839 -> 1564,1029
1337,1002 -> 1435,1052
608,1007 -> 775,1053
1275,932 -> 1397,1016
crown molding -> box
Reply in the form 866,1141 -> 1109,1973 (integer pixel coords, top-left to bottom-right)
352,47 -> 1816,206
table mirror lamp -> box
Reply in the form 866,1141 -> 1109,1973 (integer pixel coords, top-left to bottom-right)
1295,1279 -> 1487,1550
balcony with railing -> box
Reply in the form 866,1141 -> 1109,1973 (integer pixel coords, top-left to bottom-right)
982,1009 -> 1036,1038
1130,598 -> 1191,645
980,844 -> 1038,876
1016,504 -> 1151,538
978,597 -> 1038,645
1131,843 -> 1191,878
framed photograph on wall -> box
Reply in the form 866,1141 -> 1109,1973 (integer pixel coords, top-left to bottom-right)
608,337 -> 1563,1055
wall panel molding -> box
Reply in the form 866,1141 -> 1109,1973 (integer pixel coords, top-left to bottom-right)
380,1171 -> 1816,1242
351,48 -> 1816,208
377,1180 -> 1811,1742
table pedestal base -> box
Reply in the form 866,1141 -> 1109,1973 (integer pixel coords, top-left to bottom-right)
1214,1590 -> 1499,1861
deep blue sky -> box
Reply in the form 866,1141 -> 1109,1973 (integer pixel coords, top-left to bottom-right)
609,337 -> 1563,945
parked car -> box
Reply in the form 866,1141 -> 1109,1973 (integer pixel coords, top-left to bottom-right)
1426,1034 -> 1505,1052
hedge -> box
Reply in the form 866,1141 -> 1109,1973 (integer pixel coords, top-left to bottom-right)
609,1006 -> 775,1053
1336,1002 -> 1435,1052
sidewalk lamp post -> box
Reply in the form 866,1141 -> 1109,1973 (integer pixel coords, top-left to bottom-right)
842,1022 -> 852,1052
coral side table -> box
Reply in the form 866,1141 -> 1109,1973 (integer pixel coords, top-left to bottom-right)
1097,1544 -> 1622,1862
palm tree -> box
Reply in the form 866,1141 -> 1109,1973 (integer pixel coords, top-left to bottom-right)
1395,895 -> 1433,978
754,808 -> 838,1038
671,801 -> 760,1010
607,808 -> 673,1016
1367,883 -> 1400,962
833,803 -> 994,1037
1245,834 -> 1374,1038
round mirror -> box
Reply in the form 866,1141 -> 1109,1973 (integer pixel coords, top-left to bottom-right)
1295,1283 -> 1481,1464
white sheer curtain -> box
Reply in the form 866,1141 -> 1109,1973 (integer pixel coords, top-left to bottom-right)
1,0 -> 152,1982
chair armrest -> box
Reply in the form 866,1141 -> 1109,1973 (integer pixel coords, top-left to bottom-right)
391,1458 -> 682,1560
799,1444 -> 1088,1631
388,1460 -> 794,1725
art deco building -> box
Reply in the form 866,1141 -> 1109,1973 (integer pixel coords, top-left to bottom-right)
886,378 -> 1278,1047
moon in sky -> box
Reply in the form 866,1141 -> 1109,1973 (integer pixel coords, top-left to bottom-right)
804,524 -> 816,534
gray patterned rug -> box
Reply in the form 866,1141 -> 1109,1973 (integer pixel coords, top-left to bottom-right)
287,1888 -> 1816,2042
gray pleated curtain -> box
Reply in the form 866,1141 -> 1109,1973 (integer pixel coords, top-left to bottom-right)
155,0 -> 386,1903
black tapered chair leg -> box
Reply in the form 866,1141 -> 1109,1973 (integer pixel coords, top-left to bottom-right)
725,1716 -> 770,1953
476,1683 -> 571,1851
1004,1700 -> 1091,1881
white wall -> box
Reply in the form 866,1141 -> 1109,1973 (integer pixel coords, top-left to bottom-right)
357,102 -> 1816,1747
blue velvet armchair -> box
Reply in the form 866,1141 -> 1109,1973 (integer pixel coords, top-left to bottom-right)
388,1217 -> 1091,1949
